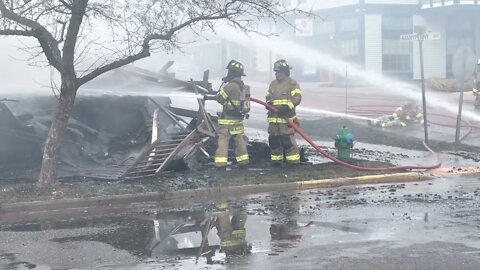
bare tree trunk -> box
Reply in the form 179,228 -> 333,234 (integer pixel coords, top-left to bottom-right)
38,74 -> 77,185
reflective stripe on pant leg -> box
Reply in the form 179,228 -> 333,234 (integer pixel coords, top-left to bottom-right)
215,157 -> 228,164
215,128 -> 231,166
269,135 -> 283,162
232,132 -> 249,165
236,154 -> 249,163
284,134 -> 300,163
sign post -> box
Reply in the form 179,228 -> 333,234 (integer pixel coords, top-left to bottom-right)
400,30 -> 441,144
452,46 -> 476,144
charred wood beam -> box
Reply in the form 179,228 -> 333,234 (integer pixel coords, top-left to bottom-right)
169,106 -> 211,120
147,97 -> 188,131
159,61 -> 175,76
155,130 -> 197,175
191,80 -> 215,134
119,64 -> 211,94
0,102 -> 25,130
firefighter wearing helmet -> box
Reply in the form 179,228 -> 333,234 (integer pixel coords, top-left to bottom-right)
205,60 -> 251,168
369,102 -> 423,128
473,58 -> 480,111
265,59 -> 302,166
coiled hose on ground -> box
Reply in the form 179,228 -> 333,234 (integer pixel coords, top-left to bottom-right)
251,97 -> 442,172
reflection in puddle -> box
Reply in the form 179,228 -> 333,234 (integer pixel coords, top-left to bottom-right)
0,197 -> 308,269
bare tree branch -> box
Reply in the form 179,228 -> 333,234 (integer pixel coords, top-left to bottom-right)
62,0 -> 89,72
78,48 -> 150,86
143,13 -> 233,46
59,0 -> 73,11
0,29 -> 34,36
0,0 -> 64,71
57,20 -> 67,43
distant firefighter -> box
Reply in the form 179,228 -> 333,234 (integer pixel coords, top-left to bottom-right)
369,103 -> 424,128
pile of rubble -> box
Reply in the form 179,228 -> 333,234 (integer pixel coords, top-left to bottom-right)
0,63 -> 223,181
426,77 -> 474,92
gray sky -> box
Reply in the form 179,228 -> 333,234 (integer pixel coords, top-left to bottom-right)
0,37 -> 50,93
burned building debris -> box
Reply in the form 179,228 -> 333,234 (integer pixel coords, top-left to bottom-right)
0,99 -> 42,172
0,63 -> 235,181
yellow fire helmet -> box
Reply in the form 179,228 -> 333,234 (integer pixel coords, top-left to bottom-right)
226,60 -> 246,76
273,59 -> 291,72
217,202 -> 229,210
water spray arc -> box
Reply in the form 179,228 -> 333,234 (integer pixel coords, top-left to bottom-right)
251,97 -> 442,172
218,29 -> 480,122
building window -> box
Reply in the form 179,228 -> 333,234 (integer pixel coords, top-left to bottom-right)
341,39 -> 359,58
445,14 -> 474,77
382,16 -> 412,74
340,18 -> 358,32
383,40 -> 411,72
383,17 -> 411,31
317,20 -> 335,34
383,55 -> 411,72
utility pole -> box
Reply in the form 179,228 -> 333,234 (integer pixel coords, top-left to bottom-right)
400,28 -> 441,144
455,48 -> 466,144
452,45 -> 476,144
418,38 -> 429,143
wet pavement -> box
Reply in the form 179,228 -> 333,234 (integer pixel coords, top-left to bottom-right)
1,174 -> 480,269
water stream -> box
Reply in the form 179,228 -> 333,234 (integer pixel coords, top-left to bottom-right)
216,28 -> 480,122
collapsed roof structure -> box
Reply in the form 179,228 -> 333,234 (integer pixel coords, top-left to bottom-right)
0,62 -> 219,181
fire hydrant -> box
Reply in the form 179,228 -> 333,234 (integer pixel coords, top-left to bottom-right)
334,127 -> 355,160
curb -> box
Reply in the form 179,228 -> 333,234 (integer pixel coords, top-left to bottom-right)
0,172 -> 431,217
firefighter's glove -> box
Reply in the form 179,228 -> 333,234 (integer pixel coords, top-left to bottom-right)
203,94 -> 217,101
276,105 -> 291,116
265,101 -> 273,111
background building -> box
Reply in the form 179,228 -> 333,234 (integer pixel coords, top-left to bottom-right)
180,0 -> 480,82
284,0 -> 480,81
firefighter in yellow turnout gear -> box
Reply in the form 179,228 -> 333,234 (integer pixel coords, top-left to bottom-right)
205,60 -> 250,168
214,202 -> 249,255
369,103 -> 423,128
266,59 -> 302,165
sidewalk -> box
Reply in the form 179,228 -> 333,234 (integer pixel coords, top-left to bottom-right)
0,171 -> 432,223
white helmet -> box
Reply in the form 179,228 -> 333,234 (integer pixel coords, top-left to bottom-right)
477,58 -> 480,65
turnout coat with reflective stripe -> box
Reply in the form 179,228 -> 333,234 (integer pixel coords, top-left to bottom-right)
266,77 -> 302,125
216,77 -> 249,134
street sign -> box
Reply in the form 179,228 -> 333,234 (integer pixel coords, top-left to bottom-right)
400,32 -> 441,41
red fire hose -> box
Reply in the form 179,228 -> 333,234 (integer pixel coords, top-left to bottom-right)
251,97 -> 441,171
